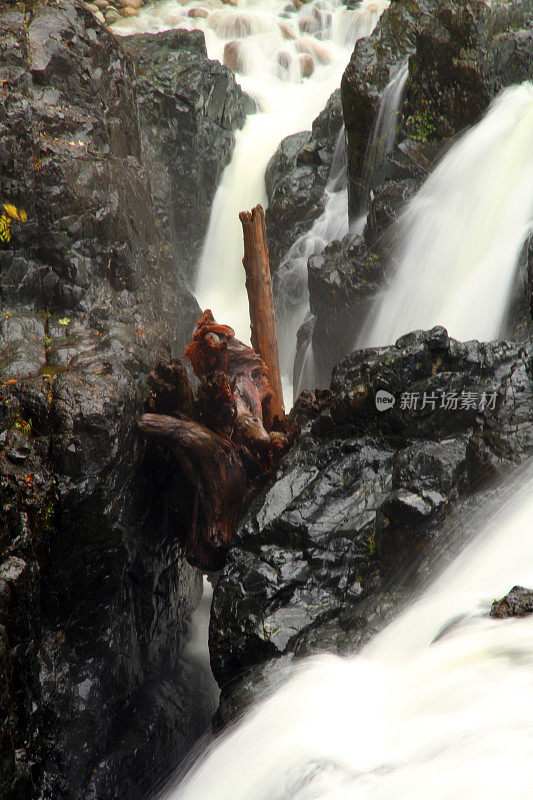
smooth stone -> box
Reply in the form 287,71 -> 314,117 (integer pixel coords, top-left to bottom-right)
223,40 -> 245,73
208,12 -> 255,38
276,50 -> 291,70
299,53 -> 314,78
296,38 -> 331,64
278,20 -> 296,40
94,9 -> 105,22
188,8 -> 209,18
105,7 -> 120,22
94,0 -> 109,10
299,15 -> 320,34
117,0 -> 142,7
119,7 -> 139,17
83,2 -> 99,11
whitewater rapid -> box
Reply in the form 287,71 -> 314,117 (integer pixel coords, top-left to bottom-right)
163,460 -> 533,800
362,81 -> 533,347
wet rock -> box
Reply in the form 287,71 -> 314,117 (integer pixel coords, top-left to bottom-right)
119,7 -> 139,18
306,233 -> 383,386
341,0 -> 439,217
265,90 -> 343,273
490,586 -> 533,619
0,4 -> 211,799
120,29 -> 254,283
298,53 -> 315,78
210,330 -> 532,707
224,40 -> 246,73
342,0 -> 533,218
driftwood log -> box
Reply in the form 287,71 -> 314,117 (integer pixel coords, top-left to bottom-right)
138,210 -> 289,571
137,413 -> 246,570
239,205 -> 285,431
138,313 -> 288,570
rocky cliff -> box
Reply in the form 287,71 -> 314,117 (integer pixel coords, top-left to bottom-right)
0,1 -> 248,797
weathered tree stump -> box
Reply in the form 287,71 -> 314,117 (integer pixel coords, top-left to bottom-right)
138,211 -> 290,570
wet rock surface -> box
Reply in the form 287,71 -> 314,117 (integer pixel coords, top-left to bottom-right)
120,28 -> 254,282
490,585 -> 533,619
0,3 -> 215,799
265,90 -> 343,274
210,329 -> 533,719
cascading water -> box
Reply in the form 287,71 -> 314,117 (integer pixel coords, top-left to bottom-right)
361,82 -> 533,348
282,62 -> 409,398
276,125 -> 350,398
113,0 -> 391,361
162,460 -> 533,800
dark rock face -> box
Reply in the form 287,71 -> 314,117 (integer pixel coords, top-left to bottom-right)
0,3 -> 218,799
121,29 -> 253,282
341,0 -> 440,217
210,329 -> 532,716
342,0 -> 533,218
265,90 -> 344,273
490,586 -> 533,619
307,233 -> 382,387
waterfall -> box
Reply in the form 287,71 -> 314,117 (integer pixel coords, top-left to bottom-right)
161,460 -> 533,800
182,577 -> 220,709
190,0 -> 390,350
112,0 -> 390,404
277,62 -> 408,399
276,126 -> 351,399
361,82 -> 533,348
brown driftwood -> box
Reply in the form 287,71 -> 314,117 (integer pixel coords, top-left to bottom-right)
239,205 -> 285,431
185,309 -> 276,456
138,413 -> 246,570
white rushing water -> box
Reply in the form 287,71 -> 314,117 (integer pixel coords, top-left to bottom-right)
113,0 -> 390,369
362,81 -> 533,348
276,126 -> 351,397
163,460 -> 533,800
284,62 -> 409,397
182,577 -> 220,708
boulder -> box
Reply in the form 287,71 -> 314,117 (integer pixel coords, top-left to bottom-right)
265,89 -> 343,273
120,29 -> 254,283
210,330 -> 533,712
490,586 -> 533,619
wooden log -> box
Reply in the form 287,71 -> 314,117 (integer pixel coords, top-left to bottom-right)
239,204 -> 286,430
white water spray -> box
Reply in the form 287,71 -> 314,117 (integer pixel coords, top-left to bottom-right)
362,82 -> 533,348
163,460 -> 533,800
280,62 -> 409,398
